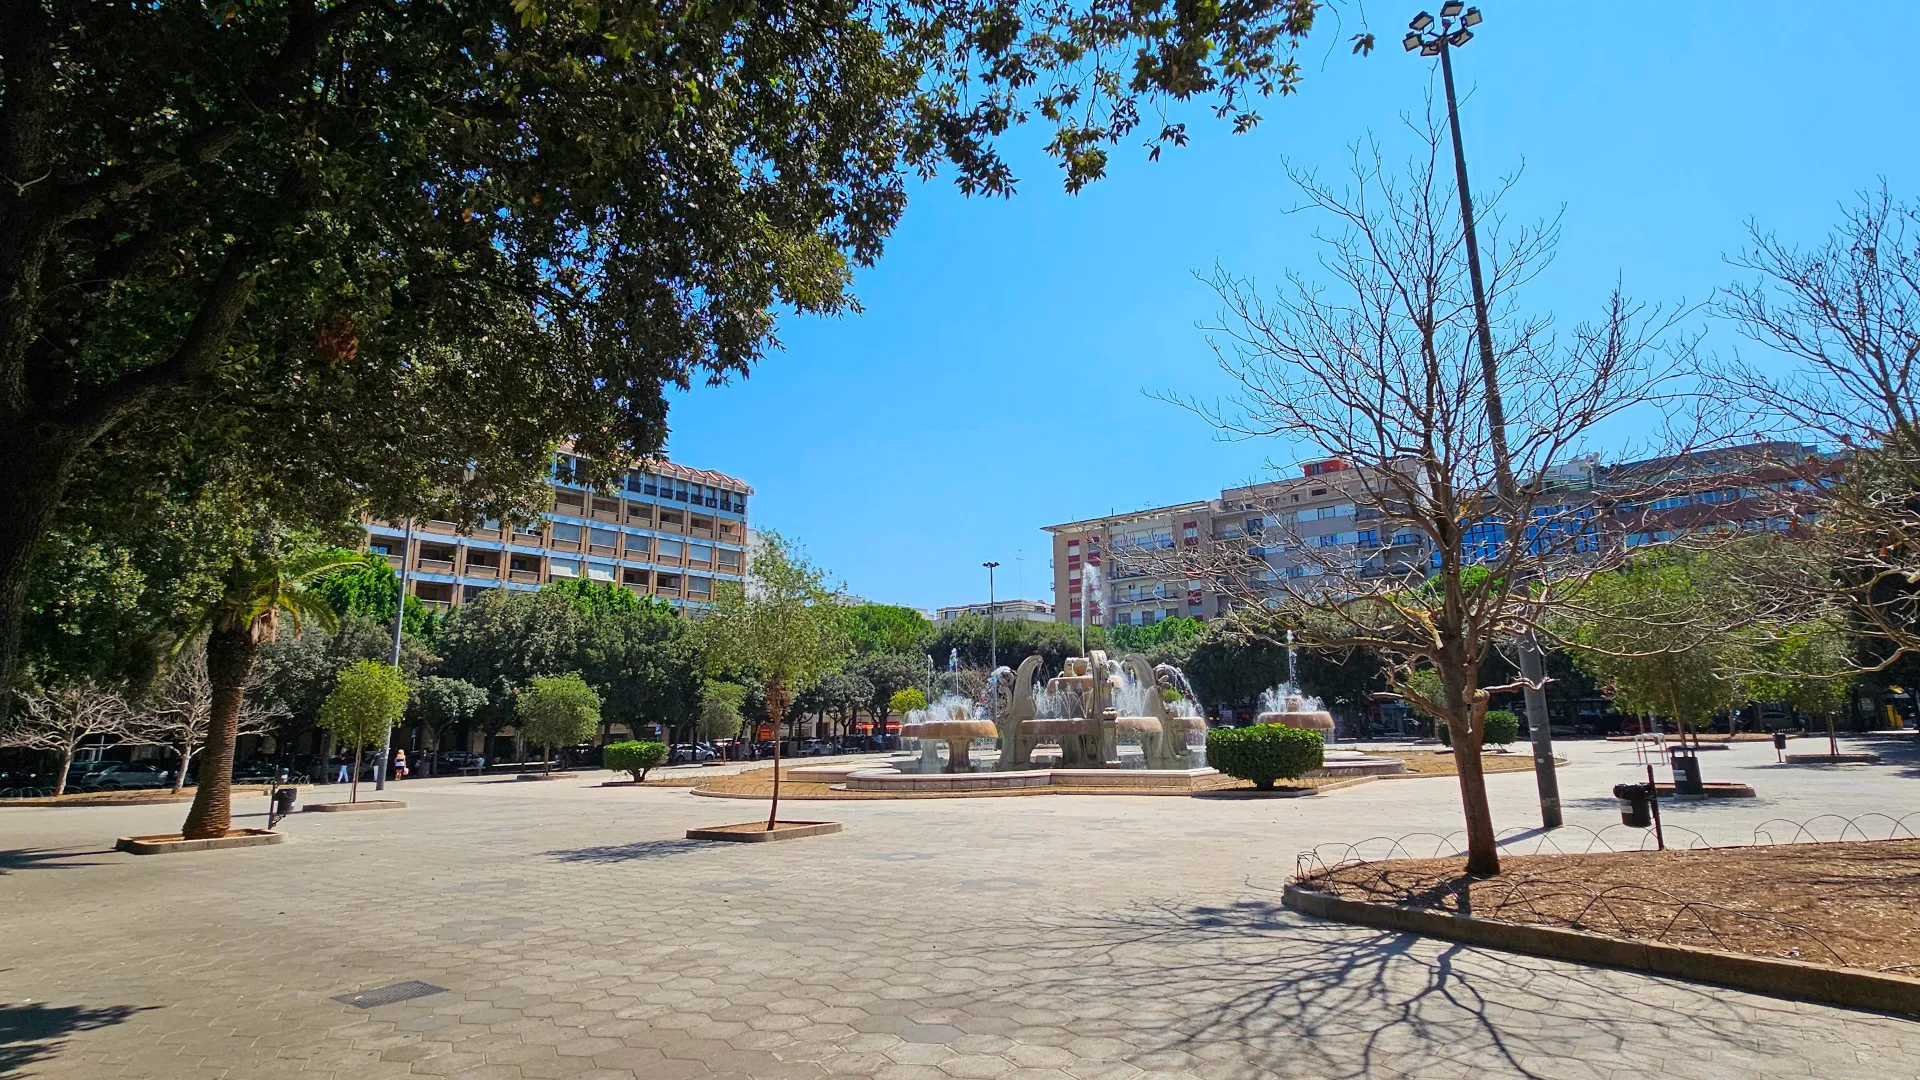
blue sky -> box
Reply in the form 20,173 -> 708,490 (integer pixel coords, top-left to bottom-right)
662,1 -> 1919,611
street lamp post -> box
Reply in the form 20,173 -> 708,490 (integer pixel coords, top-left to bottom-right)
983,561 -> 1000,669
1406,4 -> 1562,830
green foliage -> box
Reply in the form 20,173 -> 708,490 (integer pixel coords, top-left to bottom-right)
844,605 -> 933,655
800,671 -> 873,734
696,531 -> 849,717
603,740 -> 668,782
1107,616 -> 1205,656
517,673 -> 603,751
315,552 -> 440,642
410,676 -> 488,743
849,651 -> 925,726
697,682 -> 748,742
318,660 -> 410,752
927,615 -> 1101,671
436,582 -> 698,739
889,688 -> 928,716
1745,620 -> 1855,716
1482,710 -> 1520,747
1205,724 -> 1325,791
1563,553 -> 1756,731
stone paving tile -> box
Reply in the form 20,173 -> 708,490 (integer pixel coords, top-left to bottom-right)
2,740 -> 1917,1079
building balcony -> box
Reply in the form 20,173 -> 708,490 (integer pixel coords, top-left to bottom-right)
416,598 -> 453,613
383,553 -> 404,570
423,519 -> 460,534
463,563 -> 500,579
417,558 -> 455,574
590,508 -> 620,523
508,569 -> 541,584
625,509 -> 653,526
549,538 -> 582,552
588,544 -> 617,557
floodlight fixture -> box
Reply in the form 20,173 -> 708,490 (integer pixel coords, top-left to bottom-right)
1449,28 -> 1473,46
1439,0 -> 1464,16
1409,11 -> 1434,31
1420,41 -> 1442,55
1403,31 -> 1422,50
1461,7 -> 1483,27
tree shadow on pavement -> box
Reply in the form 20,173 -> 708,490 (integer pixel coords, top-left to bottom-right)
541,838 -> 708,864
950,892 -> 1875,1080
0,847 -> 116,875
0,1003 -> 154,1076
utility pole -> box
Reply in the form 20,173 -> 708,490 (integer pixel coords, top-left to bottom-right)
983,561 -> 1000,669
377,518 -> 413,792
1407,4 -> 1561,829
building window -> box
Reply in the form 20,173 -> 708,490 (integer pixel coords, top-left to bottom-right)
689,544 -> 713,564
549,559 -> 579,578
717,549 -> 741,570
658,539 -> 682,560
550,522 -> 582,543
589,528 -> 618,550
587,563 -> 615,582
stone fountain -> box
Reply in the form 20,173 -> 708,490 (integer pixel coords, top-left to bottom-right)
897,695 -> 999,773
1256,684 -> 1336,732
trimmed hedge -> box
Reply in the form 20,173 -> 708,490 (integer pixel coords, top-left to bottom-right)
604,740 -> 668,781
1205,724 -> 1324,790
1437,709 -> 1521,748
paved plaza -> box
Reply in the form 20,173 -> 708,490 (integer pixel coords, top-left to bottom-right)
3,736 -> 1917,1080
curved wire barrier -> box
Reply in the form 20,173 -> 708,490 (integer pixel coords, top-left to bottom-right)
1290,812 -> 1920,972
0,785 -> 56,800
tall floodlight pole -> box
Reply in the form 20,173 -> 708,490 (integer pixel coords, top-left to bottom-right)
983,561 -> 1000,669
1406,4 -> 1562,829
377,518 -> 414,792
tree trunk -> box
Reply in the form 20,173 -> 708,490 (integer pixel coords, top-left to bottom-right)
0,431 -> 81,720
180,619 -> 260,838
766,679 -> 787,830
544,742 -> 553,775
350,740 -> 361,803
54,745 -> 73,797
1443,667 -> 1499,877
173,733 -> 193,793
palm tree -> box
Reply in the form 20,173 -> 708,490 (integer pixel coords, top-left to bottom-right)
179,540 -> 352,839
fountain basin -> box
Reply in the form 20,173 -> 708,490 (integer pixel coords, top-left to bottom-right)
1257,710 -> 1335,731
841,766 -> 1221,794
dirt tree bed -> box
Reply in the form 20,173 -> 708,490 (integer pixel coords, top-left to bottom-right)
1300,839 -> 1920,974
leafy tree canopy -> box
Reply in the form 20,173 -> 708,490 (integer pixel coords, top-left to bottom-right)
844,604 -> 933,655
314,552 -> 441,642
697,531 -> 848,714
318,659 -> 410,751
0,0 -> 1326,695
517,673 -> 603,750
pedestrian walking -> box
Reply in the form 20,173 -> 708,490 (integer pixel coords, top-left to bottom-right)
333,752 -> 350,784
392,748 -> 408,780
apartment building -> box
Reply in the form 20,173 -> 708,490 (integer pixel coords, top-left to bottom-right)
935,599 -> 1055,624
367,453 -> 751,613
1044,442 -> 1847,631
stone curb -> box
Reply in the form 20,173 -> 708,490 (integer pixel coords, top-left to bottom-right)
1783,753 -> 1882,764
302,800 -> 407,812
686,821 -> 843,843
115,830 -> 286,855
1282,883 -> 1920,1018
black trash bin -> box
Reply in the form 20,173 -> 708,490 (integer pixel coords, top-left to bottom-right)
1772,730 -> 1788,751
272,786 -> 298,822
1669,748 -> 1704,796
1613,782 -> 1652,828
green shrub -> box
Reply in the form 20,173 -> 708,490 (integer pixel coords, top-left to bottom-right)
1205,724 -> 1324,790
1436,709 -> 1520,748
604,741 -> 668,781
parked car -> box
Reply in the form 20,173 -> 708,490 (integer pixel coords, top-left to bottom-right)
434,751 -> 480,773
70,761 -> 174,791
232,761 -> 288,784
670,743 -> 718,764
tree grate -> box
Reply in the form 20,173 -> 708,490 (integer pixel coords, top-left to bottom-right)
331,981 -> 448,1009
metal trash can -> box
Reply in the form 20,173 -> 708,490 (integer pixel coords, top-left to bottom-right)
1772,730 -> 1788,751
1613,782 -> 1652,827
271,786 -> 298,824
1669,748 -> 1704,796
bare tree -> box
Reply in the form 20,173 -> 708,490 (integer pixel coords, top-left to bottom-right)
1177,122 -> 1699,875
2,680 -> 133,796
131,640 -> 284,793
1716,188 -> 1920,659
